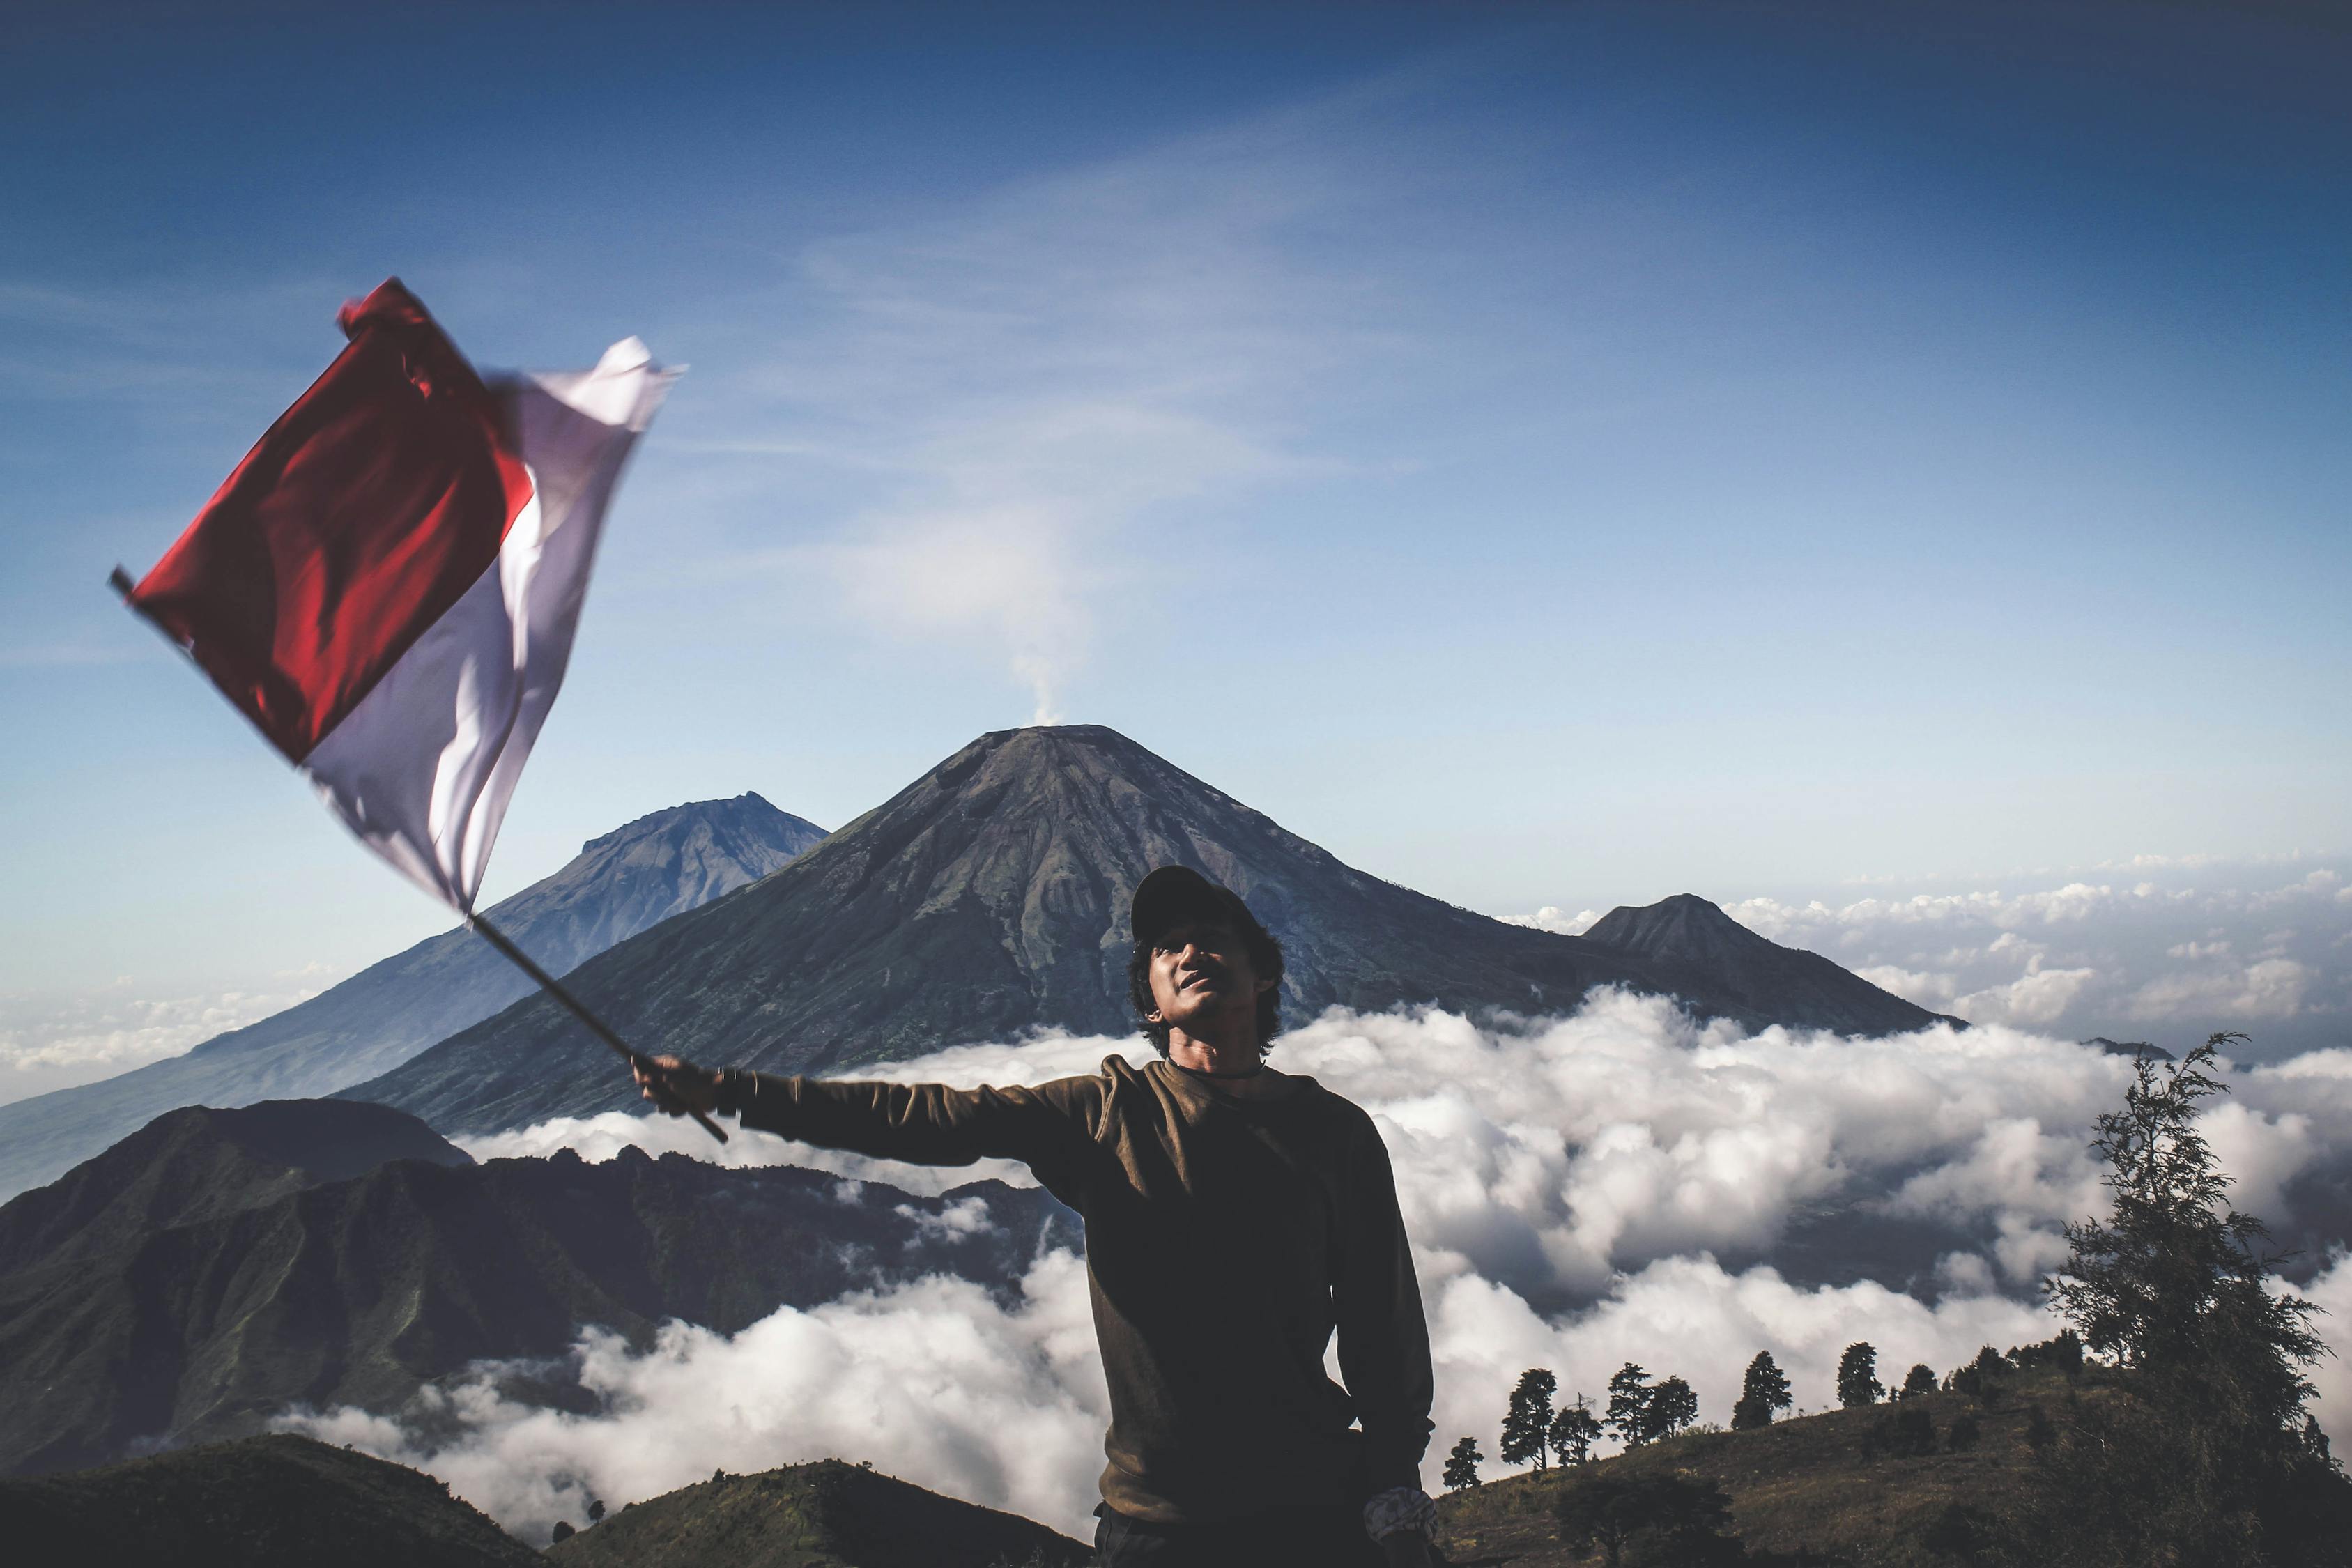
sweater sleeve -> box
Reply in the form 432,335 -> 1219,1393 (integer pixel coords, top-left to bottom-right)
728,1071 -> 1102,1192
1334,1114 -> 1436,1496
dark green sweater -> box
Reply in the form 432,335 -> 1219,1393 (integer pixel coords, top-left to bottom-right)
731,1054 -> 1434,1524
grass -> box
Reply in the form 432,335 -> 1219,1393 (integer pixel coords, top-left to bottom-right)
1434,1366 -> 2103,1565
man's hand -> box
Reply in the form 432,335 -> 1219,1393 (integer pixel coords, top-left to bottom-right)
633,1054 -> 721,1117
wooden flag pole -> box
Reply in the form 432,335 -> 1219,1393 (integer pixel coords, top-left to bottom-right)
467,914 -> 729,1144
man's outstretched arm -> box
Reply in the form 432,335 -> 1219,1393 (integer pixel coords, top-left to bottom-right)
634,1055 -> 1098,1174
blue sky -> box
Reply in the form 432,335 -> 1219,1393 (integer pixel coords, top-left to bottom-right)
2,1 -> 2346,1035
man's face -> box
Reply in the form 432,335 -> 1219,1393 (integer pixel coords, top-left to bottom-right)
1145,915 -> 1270,1043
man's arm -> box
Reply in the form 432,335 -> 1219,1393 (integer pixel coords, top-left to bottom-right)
636,1056 -> 1098,1176
1334,1115 -> 1438,1555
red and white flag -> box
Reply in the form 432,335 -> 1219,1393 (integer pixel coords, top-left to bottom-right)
121,279 -> 677,914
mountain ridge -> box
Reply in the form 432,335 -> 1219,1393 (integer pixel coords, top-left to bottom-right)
0,793 -> 826,1200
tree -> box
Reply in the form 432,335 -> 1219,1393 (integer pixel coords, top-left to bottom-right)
585,1499 -> 605,1523
1945,1345 -> 2008,1408
1501,1367 -> 1560,1470
2036,1033 -> 2352,1567
1645,1375 -> 1700,1443
1605,1364 -> 1655,1449
1552,1397 -> 1604,1466
1443,1436 -> 1483,1491
1899,1363 -> 1937,1400
1731,1351 -> 1792,1430
1836,1342 -> 1883,1408
1555,1473 -> 1746,1567
550,1521 -> 575,1544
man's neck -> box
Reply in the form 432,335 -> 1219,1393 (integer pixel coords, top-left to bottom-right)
1165,1031 -> 1282,1096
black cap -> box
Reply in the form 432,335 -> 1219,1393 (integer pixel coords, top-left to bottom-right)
1130,866 -> 1268,948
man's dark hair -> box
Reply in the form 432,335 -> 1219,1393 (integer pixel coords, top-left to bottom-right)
1127,920 -> 1285,1059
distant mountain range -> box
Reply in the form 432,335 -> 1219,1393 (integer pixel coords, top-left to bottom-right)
0,794 -> 824,1201
346,725 -> 1953,1136
0,1098 -> 1073,1475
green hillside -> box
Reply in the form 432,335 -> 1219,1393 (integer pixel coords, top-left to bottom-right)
1436,1366 -> 2098,1566
544,1458 -> 1089,1568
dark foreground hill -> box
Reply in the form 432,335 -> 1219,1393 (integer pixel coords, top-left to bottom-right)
1436,1376 -> 2065,1566
0,793 -> 825,1201
1433,1362 -> 2351,1567
348,725 -> 1947,1136
0,1100 -> 1075,1475
0,1433 -> 537,1568
544,1458 -> 1089,1567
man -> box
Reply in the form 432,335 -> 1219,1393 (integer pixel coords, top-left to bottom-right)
634,864 -> 1441,1567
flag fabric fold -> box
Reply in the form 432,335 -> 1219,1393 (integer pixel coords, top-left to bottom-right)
124,278 -> 677,914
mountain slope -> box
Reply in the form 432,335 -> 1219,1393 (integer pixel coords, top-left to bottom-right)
0,1433 -> 539,1568
347,725 -> 1944,1136
544,1459 -> 1089,1567
1583,893 -> 1965,1035
0,793 -> 825,1200
0,1100 -> 1073,1475
0,1100 -> 470,1278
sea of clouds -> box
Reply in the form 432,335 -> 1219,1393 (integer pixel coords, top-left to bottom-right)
0,976 -> 323,1105
284,990 -> 2352,1544
1517,852 -> 2352,1062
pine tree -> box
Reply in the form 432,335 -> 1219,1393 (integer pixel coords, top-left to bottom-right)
1732,1351 -> 1793,1429
1899,1363 -> 1937,1400
1500,1367 -> 1560,1470
2038,1034 -> 2351,1566
1605,1364 -> 1655,1449
1645,1376 -> 1699,1442
1551,1397 -> 1603,1466
1443,1436 -> 1482,1491
1836,1342 -> 1883,1408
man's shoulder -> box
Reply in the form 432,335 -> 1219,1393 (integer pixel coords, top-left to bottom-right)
1283,1074 -> 1383,1137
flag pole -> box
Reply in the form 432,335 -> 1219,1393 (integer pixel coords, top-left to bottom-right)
466,914 -> 730,1145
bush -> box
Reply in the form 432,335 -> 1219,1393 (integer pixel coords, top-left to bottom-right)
1556,1472 -> 1748,1567
1863,1406 -> 1937,1461
550,1521 -> 575,1544
1946,1412 -> 1982,1453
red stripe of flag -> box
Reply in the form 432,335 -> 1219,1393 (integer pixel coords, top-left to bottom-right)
127,278 -> 534,762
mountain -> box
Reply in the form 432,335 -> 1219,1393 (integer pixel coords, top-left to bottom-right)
1582,893 -> 1964,1036
345,725 -> 1948,1136
0,793 -> 826,1201
0,1100 -> 1075,1475
0,1434 -> 539,1568
0,1100 -> 470,1279
544,1459 -> 1089,1567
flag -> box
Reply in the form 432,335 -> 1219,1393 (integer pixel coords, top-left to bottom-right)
121,278 -> 677,913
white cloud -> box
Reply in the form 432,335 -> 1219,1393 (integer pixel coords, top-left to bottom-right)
0,978 -> 325,1105
359,990 -> 2352,1540
2128,958 -> 2312,1022
279,1250 -> 1111,1543
725,95 -> 1409,721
